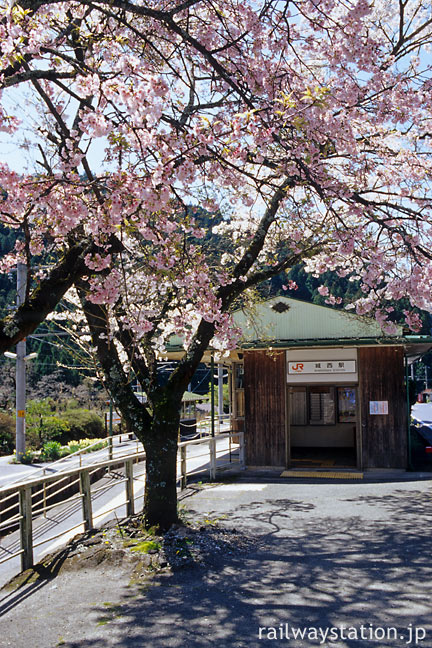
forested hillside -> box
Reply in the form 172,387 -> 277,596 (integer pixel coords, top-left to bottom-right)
0,224 -> 16,319
0,224 -> 83,391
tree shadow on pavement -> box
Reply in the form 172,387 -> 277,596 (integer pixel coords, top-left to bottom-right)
0,532 -> 97,617
57,487 -> 432,648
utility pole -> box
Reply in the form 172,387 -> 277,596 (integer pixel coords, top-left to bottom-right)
218,364 -> 224,424
210,355 -> 215,438
4,264 -> 38,461
15,263 -> 27,461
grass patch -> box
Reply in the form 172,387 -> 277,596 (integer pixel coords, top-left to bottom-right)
129,540 -> 161,553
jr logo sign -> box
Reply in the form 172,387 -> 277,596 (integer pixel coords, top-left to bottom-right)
291,363 -> 304,372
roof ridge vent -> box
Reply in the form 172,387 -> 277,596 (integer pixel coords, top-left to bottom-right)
272,301 -> 291,314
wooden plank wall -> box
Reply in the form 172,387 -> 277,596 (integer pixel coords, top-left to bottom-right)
358,346 -> 407,468
244,350 -> 286,466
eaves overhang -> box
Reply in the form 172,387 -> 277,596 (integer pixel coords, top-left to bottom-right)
238,336 -> 432,349
163,335 -> 432,364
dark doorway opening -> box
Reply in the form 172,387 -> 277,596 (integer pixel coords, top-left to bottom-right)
291,446 -> 357,468
288,385 -> 358,469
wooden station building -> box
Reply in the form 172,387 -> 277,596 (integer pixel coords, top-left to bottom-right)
226,297 -> 432,471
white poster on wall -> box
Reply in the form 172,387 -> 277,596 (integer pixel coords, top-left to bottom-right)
369,401 -> 388,415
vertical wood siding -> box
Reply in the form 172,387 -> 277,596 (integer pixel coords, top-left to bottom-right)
244,350 -> 286,466
358,347 -> 407,469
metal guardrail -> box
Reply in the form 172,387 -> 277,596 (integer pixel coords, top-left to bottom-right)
0,431 -> 244,574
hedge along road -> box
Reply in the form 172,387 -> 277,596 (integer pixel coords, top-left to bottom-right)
0,434 -> 237,588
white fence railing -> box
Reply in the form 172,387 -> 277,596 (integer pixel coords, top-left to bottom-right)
0,431 -> 244,574
5,432 -> 143,487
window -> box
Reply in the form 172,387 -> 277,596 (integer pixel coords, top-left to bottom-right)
235,364 -> 244,389
309,386 -> 335,425
290,386 -> 356,426
291,387 -> 307,425
233,363 -> 245,418
337,387 -> 356,422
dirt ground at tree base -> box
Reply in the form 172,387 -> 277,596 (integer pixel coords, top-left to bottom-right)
2,476 -> 432,648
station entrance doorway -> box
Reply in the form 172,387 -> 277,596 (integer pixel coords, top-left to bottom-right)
286,348 -> 360,470
288,384 -> 358,468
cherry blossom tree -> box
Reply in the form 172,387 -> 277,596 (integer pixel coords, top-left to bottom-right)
1,0 -> 432,527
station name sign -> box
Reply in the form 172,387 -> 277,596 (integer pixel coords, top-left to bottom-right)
288,360 -> 357,375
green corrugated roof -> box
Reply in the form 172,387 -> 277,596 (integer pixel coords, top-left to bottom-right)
164,297 -> 432,356
182,391 -> 210,402
232,296 -> 402,343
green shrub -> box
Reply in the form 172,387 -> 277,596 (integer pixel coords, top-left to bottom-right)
62,409 -> 104,440
24,399 -> 60,450
40,440 -> 66,462
66,442 -> 80,454
80,438 -> 107,452
0,411 -> 15,456
25,427 -> 44,451
38,437 -> 108,462
62,398 -> 80,410
40,416 -> 71,443
26,399 -> 56,417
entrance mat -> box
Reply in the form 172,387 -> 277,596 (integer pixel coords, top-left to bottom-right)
280,470 -> 363,480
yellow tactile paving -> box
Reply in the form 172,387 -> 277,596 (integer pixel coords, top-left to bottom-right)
280,470 -> 364,480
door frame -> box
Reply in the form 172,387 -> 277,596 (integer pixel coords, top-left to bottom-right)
285,383 -> 361,469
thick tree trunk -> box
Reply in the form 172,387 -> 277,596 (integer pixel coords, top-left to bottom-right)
141,391 -> 182,531
80,292 -> 183,531
143,428 -> 179,530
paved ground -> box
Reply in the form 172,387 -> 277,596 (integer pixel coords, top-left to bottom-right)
2,473 -> 432,647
